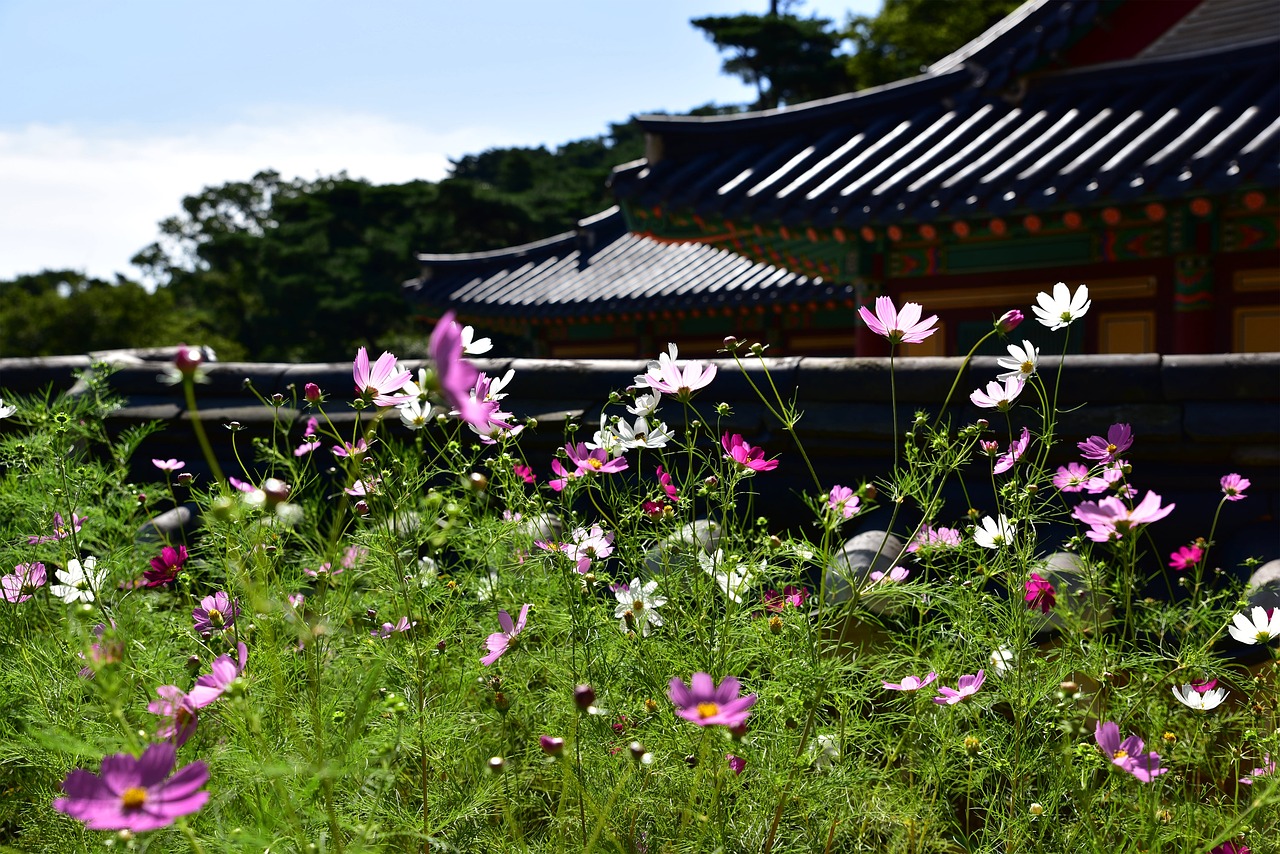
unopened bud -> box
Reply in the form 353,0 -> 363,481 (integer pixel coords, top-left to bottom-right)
354,501 -> 370,516
1029,802 -> 1044,816
768,615 -> 783,634
964,736 -> 981,755
468,472 -> 489,492
176,472 -> 194,486
174,345 -> 203,376
487,756 -> 505,774
270,393 -> 284,406
539,736 -> 564,756
304,382 -> 322,402
723,336 -> 739,351
996,309 -> 1024,333
573,684 -> 595,711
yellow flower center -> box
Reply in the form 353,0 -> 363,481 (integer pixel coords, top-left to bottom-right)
632,598 -> 645,612
1106,443 -> 1117,454
121,787 -> 148,809
1258,630 -> 1271,642
696,702 -> 721,720
1113,749 -> 1128,760
587,458 -> 603,470
1021,360 -> 1034,373
208,608 -> 224,627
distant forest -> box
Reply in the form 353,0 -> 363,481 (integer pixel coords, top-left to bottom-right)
0,0 -> 1017,362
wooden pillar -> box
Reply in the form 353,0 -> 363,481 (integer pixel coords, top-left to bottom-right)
1172,254 -> 1215,354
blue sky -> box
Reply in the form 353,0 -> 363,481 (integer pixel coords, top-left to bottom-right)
0,0 -> 879,282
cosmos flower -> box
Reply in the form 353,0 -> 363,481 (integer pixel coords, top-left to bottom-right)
995,309 -> 1024,333
1,562 -> 46,603
615,415 -> 675,450
1094,720 -> 1166,782
371,617 -> 416,638
1078,423 -> 1133,463
352,347 -> 412,407
721,433 -> 778,472
973,515 -> 1015,549
481,604 -> 530,666
1171,683 -> 1228,711
627,392 -> 661,417
1220,473 -> 1250,501
612,577 -> 667,637
726,754 -> 746,775
1167,544 -> 1203,571
187,642 -> 248,708
1032,282 -> 1091,331
1239,754 -> 1274,785
565,525 -> 615,574
1227,607 -> 1280,645
565,442 -> 629,477
827,485 -> 860,519
192,592 -> 238,637
1024,573 -> 1056,614
151,459 -> 185,472
51,557 -> 104,604
28,512 -> 88,545
656,466 -> 678,502
460,325 -> 492,355
143,546 -> 188,588
513,464 -> 535,484
933,671 -> 985,705
970,377 -> 1024,411
697,549 -> 759,604
883,672 -> 937,692
993,427 -> 1031,475
643,348 -> 717,401
147,686 -> 199,746
1053,462 -> 1090,492
669,673 -> 756,728
763,586 -> 808,612
996,340 -> 1039,382
1072,491 -> 1174,542
869,566 -> 909,583
53,741 -> 209,832
907,524 -> 961,552
858,296 -> 938,345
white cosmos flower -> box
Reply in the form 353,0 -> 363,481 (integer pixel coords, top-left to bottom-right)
612,577 -> 668,637
697,549 -> 761,604
51,556 -> 104,604
398,397 -> 433,430
585,413 -> 625,456
627,393 -> 662,417
484,368 -> 515,400
1171,683 -> 1228,711
974,515 -> 1015,549
990,645 -> 1015,676
1032,282 -> 1091,331
0,399 -> 15,419
1228,606 -> 1280,645
996,340 -> 1040,382
616,416 -> 675,450
460,325 -> 492,355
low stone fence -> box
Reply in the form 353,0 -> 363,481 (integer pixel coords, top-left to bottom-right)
2,349 -> 1276,576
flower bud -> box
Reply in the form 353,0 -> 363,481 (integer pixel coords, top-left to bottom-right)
723,336 -> 739,351
174,345 -> 203,376
176,472 -> 194,487
964,736 -> 981,755
1029,802 -> 1044,816
304,382 -> 322,402
996,309 -> 1024,333
573,684 -> 595,711
487,756 -> 505,774
354,501 -> 370,516
628,741 -> 652,764
270,393 -> 285,406
261,478 -> 291,506
539,736 -> 564,757
468,472 -> 489,492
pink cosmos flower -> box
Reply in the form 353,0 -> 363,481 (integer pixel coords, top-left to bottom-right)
429,311 -> 498,432
143,545 -> 188,588
1168,544 -> 1203,571
1221,473 -> 1250,501
294,440 -> 321,456
763,586 -> 809,612
1082,460 -> 1134,497
192,591 -> 238,637
77,622 -> 122,678
669,673 -> 757,728
1210,843 -> 1250,854
304,561 -> 343,578
828,485 -> 860,519
657,466 -> 678,502
1239,753 -> 1274,785
331,437 -> 370,459
548,459 -> 573,492
228,476 -> 255,494
1072,491 -> 1174,542
870,566 -> 909,583
372,617 -> 416,638
344,478 -> 379,498
481,604 -> 530,666
970,377 -> 1024,410
147,686 -> 199,746
342,545 -> 367,569
352,346 -> 412,406
643,352 -> 717,401
53,741 -> 209,832
1053,462 -> 1090,492
1094,720 -> 1166,782
513,464 -> 535,484
1024,573 -> 1055,614
883,672 -> 937,692
726,754 -> 746,775
1078,423 -> 1133,463
188,642 -> 248,708
907,524 -> 961,552
2,562 -> 46,603
859,296 -> 938,345
722,433 -> 778,472
152,459 -> 185,472
992,427 -> 1030,475
565,525 -> 615,574
933,670 -> 985,705
28,511 -> 88,545
566,442 -> 629,476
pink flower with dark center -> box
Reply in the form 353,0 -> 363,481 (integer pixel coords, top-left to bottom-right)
372,617 -> 416,638
188,642 -> 248,708
643,351 -> 717,401
669,673 -> 757,728
1072,491 -> 1174,542
1168,544 -> 1203,571
28,512 -> 88,545
858,296 -> 938,345
147,686 -> 199,746
883,672 -> 937,692
1220,473 -> 1250,501
152,459 -> 185,472
2,562 -> 46,603
352,346 -> 412,406
970,377 -> 1024,411
1024,573 -> 1055,614
993,427 -> 1030,475
1078,423 -> 1133,462
192,591 -> 238,637
481,604 -> 530,666
1094,720 -> 1166,782
828,485 -> 860,519
763,586 -> 809,612
143,545 -> 188,588
513,464 -> 535,484
726,754 -> 746,775
933,671 -> 985,705
1053,462 -> 1090,492
721,433 -> 778,472
53,741 -> 209,832
566,442 -> 629,477
565,525 -> 614,574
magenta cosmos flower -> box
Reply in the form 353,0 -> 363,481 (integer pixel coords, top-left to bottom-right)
827,485 -> 860,519
188,642 -> 248,708
53,741 -> 209,832
143,545 -> 188,588
883,672 -> 937,692
565,442 -> 629,476
1024,573 -> 1055,614
669,673 -> 757,728
726,754 -> 746,775
1078,423 -> 1133,463
858,296 -> 938,345
1072,491 -> 1174,542
1220,473 -> 1250,501
763,586 -> 808,612
352,346 -> 412,407
148,686 -> 199,746
992,427 -> 1030,475
1168,543 -> 1203,571
722,433 -> 778,472
429,311 -> 502,432
1094,720 -> 1166,782
1053,462 -> 1090,492
2,562 -> 46,603
192,592 -> 238,637
481,604 -> 530,666
933,670 -> 985,705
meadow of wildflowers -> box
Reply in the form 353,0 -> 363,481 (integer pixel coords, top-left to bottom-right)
0,293 -> 1276,853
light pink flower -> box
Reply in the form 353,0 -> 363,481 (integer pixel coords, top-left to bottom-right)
933,670 -> 985,705
721,433 -> 778,472
481,604 -> 530,666
1072,491 -> 1174,542
858,296 -> 938,345
1053,462 -> 1090,492
565,525 -> 615,574
147,686 -> 199,746
643,351 -> 716,400
992,427 -> 1030,475
2,562 -> 46,603
1239,753 -> 1274,785
827,485 -> 860,519
763,586 -> 808,612
331,438 -> 370,459
1094,720 -> 1165,782
907,525 -> 961,552
152,459 -> 186,472
372,617 -> 416,638
188,642 -> 248,708
1221,473 -> 1250,501
352,347 -> 412,407
870,566 -> 909,583
28,512 -> 87,545
883,672 -> 937,692
970,377 -> 1024,410
1078,423 -> 1133,462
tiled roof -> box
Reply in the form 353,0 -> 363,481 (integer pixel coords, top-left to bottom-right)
1140,0 -> 1280,59
404,207 -> 839,316
611,40 -> 1278,229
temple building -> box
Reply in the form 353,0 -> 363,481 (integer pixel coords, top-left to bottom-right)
406,0 -> 1280,358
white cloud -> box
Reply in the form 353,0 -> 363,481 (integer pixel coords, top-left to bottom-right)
0,111 -> 521,283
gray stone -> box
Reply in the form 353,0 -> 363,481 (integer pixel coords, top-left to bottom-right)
1031,551 -> 1107,632
1246,559 -> 1280,613
823,530 -> 910,613
643,519 -> 722,576
137,505 -> 197,545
